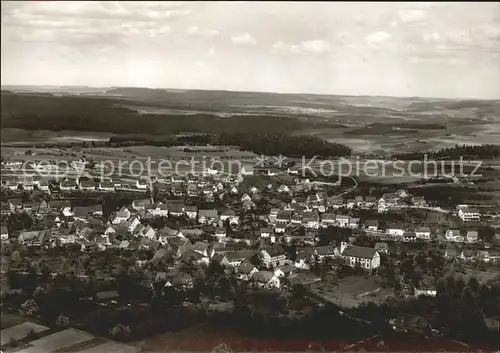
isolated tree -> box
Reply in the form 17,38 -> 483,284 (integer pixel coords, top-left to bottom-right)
110,324 -> 132,340
258,249 -> 271,268
56,314 -> 70,327
20,299 -> 39,316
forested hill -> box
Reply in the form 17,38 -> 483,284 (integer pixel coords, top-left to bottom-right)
0,91 -> 330,135
394,144 -> 500,159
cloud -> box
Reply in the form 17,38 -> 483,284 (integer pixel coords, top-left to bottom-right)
2,1 -> 188,46
186,26 -> 219,37
398,9 -> 426,23
300,40 -> 331,54
205,46 -> 216,57
272,39 -> 331,55
231,33 -> 257,45
365,31 -> 391,45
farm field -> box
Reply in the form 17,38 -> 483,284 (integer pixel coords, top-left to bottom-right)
0,319 -> 139,353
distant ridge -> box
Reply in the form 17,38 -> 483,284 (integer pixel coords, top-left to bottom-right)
2,85 -> 497,101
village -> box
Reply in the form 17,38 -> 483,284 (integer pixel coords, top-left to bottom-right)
1,156 -> 499,351
1,157 -> 499,288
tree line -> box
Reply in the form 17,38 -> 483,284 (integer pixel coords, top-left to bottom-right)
394,144 -> 500,160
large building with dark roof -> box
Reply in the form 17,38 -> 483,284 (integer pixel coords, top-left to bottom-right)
341,244 -> 380,270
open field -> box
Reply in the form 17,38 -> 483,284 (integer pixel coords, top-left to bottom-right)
2,89 -> 499,155
0,319 -> 140,353
24,328 -> 94,352
310,276 -> 394,308
0,322 -> 50,346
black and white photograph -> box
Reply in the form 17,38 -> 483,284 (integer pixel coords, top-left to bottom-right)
1,1 -> 499,352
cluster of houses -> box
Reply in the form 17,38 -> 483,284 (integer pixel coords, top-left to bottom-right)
2,157 -> 498,294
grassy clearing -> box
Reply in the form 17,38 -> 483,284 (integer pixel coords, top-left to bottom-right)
310,276 -> 393,308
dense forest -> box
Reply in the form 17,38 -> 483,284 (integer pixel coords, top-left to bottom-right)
394,144 -> 500,160
1,92 -> 328,135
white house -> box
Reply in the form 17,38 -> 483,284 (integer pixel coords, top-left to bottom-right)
387,223 -> 405,237
336,215 -> 350,228
185,206 -> 198,220
341,243 -> 380,270
1,226 -> 8,241
260,227 -> 272,238
458,207 -> 481,222
445,229 -> 463,242
275,224 -> 286,234
136,179 -> 149,190
466,230 -> 478,243
149,203 -> 169,217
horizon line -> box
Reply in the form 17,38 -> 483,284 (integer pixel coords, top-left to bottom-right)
1,83 -> 498,101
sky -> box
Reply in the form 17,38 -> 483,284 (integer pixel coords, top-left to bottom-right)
1,1 -> 499,99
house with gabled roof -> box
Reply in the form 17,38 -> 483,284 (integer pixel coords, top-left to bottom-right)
112,206 -> 131,224
220,209 -> 239,225
184,205 -> 198,219
341,243 -> 380,269
329,198 -> 344,210
60,178 -> 78,191
415,226 -> 431,240
8,198 -> 23,212
18,230 -> 41,246
137,225 -> 156,239
466,230 -> 479,243
349,217 -> 360,229
98,180 -> 115,192
1,201 -> 11,215
336,214 -> 350,228
48,200 -> 71,214
313,245 -> 337,261
198,209 -> 218,224
224,250 -> 255,267
1,226 -> 9,241
276,210 -> 291,224
72,206 -> 93,222
168,202 -> 185,217
237,261 -> 258,281
320,213 -> 336,227
374,242 -> 389,254
260,246 -> 288,268
79,178 -> 97,191
252,271 -> 280,289
364,219 -> 379,232
148,202 -> 169,217
132,199 -> 152,211
303,211 -> 320,229
458,207 -> 481,222
445,229 -> 463,242
182,249 -> 210,266
387,223 -> 405,236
